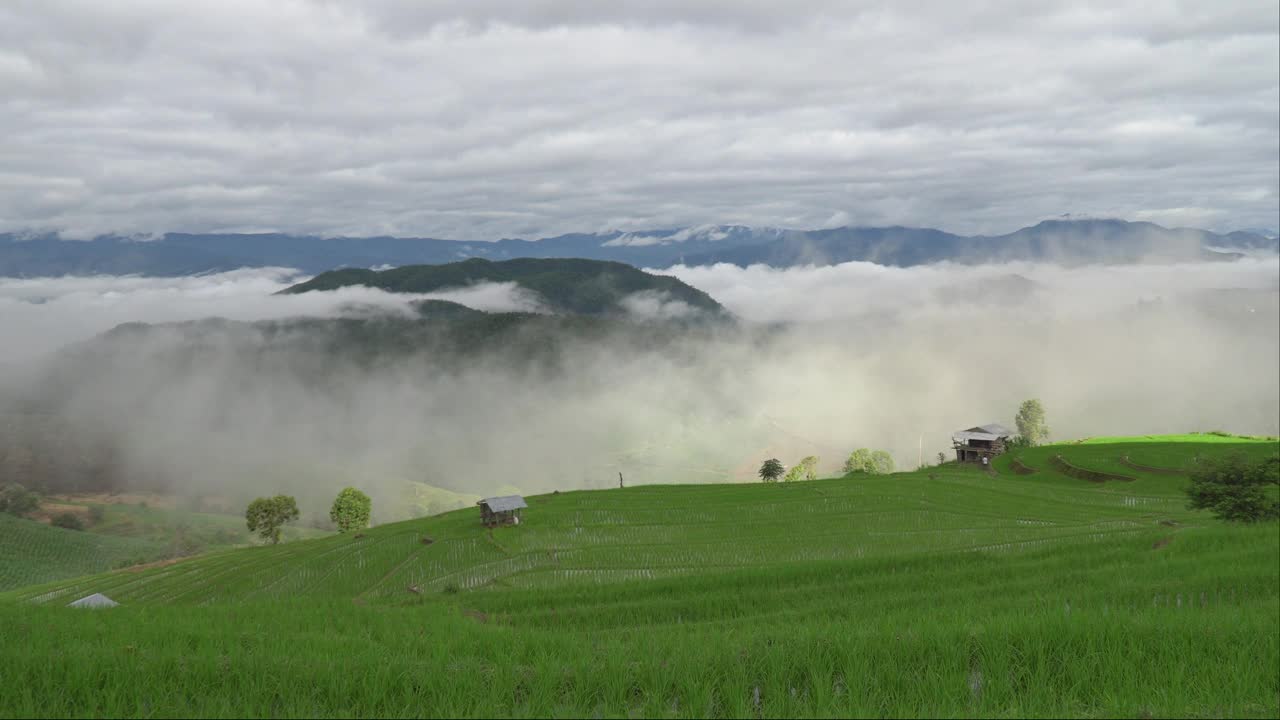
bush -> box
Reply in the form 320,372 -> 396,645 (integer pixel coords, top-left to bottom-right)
88,505 -> 106,524
52,512 -> 86,531
1186,453 -> 1280,522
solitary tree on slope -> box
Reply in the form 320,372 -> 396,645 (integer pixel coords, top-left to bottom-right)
758,458 -> 785,483
245,495 -> 300,545
1015,399 -> 1050,446
330,487 -> 373,534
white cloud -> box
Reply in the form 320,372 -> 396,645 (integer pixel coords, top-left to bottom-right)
0,259 -> 1276,509
0,1 -> 1274,238
658,257 -> 1280,323
0,269 -> 542,364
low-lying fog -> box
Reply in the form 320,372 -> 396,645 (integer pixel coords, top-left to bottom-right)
1,258 -> 1276,522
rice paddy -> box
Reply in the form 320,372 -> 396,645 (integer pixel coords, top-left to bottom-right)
0,435 -> 1276,718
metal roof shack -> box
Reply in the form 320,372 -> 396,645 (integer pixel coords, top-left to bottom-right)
952,423 -> 1015,465
477,495 -> 527,528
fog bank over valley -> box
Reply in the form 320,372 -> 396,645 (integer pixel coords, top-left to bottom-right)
1,258 -> 1275,522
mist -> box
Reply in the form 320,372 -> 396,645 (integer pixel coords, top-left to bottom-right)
1,258 -> 1276,523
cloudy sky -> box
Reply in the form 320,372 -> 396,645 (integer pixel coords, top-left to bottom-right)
2,0 -> 1277,240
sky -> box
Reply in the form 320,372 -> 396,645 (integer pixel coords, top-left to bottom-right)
1,0 -> 1277,240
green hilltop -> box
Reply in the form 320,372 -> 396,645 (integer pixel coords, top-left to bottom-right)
1,435 -> 1276,717
278,257 -> 726,316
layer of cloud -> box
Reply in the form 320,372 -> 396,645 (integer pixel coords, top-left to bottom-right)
660,257 -> 1280,323
0,269 -> 542,365
1,259 -> 1275,521
0,1 -> 1275,239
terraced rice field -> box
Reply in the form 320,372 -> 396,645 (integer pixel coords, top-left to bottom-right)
0,436 -> 1276,718
0,514 -> 168,591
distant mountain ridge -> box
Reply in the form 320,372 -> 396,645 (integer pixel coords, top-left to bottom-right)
1,219 -> 1274,277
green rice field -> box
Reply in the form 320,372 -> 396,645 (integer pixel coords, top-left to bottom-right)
0,435 -> 1276,718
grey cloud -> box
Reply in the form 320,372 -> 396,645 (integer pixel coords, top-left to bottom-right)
0,1 -> 1276,239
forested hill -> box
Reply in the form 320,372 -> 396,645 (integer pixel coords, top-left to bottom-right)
279,257 -> 724,316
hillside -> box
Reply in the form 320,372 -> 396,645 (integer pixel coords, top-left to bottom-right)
4,219 -> 1274,277
1,436 -> 1275,717
0,514 -> 167,591
0,497 -> 331,591
278,257 -> 726,316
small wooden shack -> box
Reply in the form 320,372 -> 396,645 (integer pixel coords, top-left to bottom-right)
952,423 -> 1014,464
477,495 -> 527,528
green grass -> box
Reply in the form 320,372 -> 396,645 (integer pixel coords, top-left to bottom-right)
89,502 -> 328,547
0,501 -> 330,592
1073,432 -> 1279,445
0,437 -> 1277,717
0,514 -> 169,591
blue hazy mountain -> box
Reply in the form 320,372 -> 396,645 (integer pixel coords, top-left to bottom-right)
0,220 -> 1273,277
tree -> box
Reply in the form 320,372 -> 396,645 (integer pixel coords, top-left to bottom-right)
936,452 -> 947,466
869,450 -> 894,475
245,495 -> 300,544
1015,399 -> 1050,445
783,456 -> 819,482
329,487 -> 372,533
758,458 -> 784,483
1186,453 -> 1279,522
0,483 -> 40,517
844,449 -> 895,475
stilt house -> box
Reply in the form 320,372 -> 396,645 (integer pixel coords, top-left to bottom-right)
477,495 -> 527,528
952,423 -> 1015,463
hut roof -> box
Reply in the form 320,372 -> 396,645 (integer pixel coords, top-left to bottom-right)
479,495 -> 527,513
953,423 -> 1016,442
67,593 -> 119,609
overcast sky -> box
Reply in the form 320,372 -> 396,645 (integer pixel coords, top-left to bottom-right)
2,0 -> 1277,240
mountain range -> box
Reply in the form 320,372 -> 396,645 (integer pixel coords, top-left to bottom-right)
0,219 -> 1275,277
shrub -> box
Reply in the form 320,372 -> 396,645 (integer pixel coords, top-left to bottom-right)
52,512 -> 86,531
88,505 -> 106,524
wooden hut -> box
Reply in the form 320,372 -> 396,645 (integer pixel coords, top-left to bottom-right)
477,495 -> 527,528
952,423 -> 1014,464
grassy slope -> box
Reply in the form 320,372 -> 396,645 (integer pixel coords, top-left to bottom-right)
0,436 -> 1277,718
0,501 -> 330,592
0,514 -> 168,591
